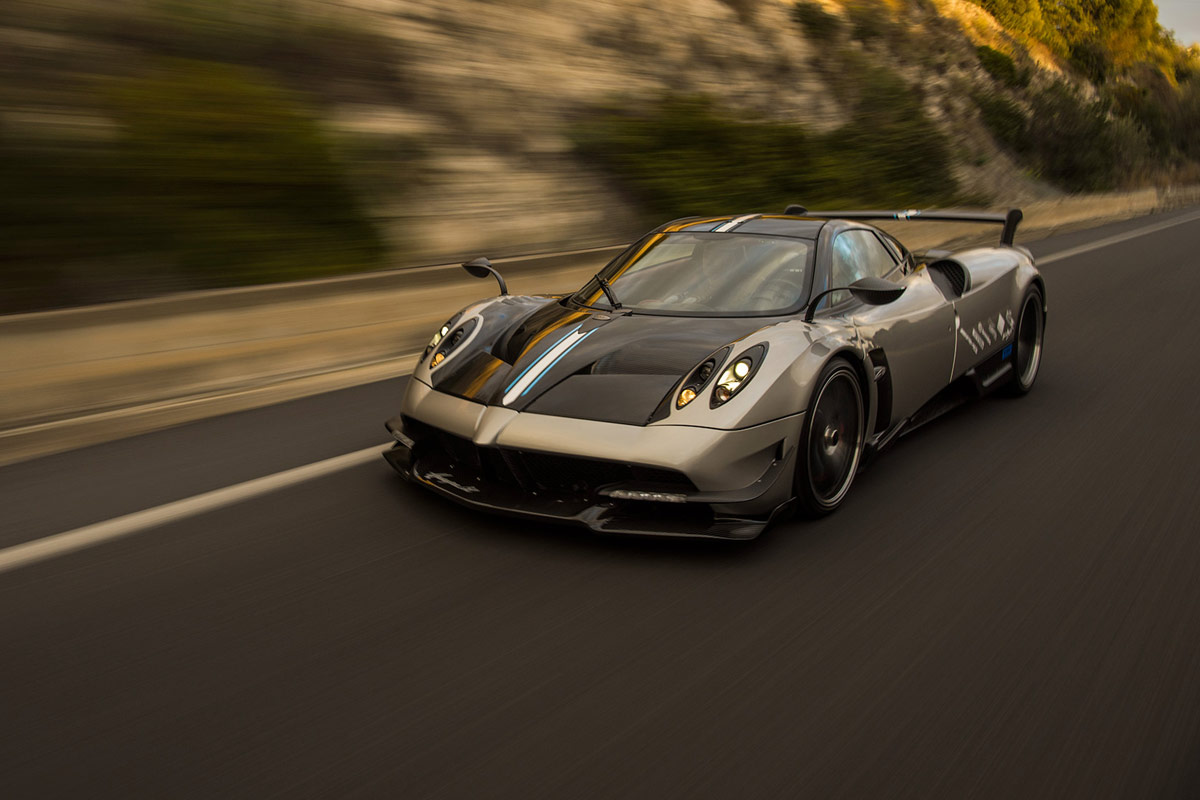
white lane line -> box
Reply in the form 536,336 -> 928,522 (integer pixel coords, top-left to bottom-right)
0,442 -> 391,576
1039,208 -> 1200,264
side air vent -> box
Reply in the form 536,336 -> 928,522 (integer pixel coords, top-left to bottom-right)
927,258 -> 970,298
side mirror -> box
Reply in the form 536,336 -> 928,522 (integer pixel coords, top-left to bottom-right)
461,256 -> 508,296
847,276 -> 906,305
804,276 -> 906,322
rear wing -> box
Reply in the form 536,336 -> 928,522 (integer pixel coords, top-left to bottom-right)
784,205 -> 1023,247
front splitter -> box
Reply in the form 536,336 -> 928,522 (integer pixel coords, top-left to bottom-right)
383,443 -> 781,540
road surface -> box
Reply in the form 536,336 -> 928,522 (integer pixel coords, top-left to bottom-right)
2,210 -> 1199,798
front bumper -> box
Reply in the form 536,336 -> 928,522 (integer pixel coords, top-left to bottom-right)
383,381 -> 803,539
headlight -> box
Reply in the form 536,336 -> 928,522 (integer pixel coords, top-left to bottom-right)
423,313 -> 463,363
425,315 -> 478,370
710,344 -> 766,407
427,324 -> 450,352
676,347 -> 730,409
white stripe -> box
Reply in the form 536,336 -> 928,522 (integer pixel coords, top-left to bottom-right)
1039,209 -> 1200,264
0,443 -> 390,576
502,328 -> 587,405
714,214 -> 760,233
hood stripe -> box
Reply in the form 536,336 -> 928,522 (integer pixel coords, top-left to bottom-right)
517,329 -> 597,400
503,324 -> 585,405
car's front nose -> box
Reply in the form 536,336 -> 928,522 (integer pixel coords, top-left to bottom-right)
384,380 -> 802,539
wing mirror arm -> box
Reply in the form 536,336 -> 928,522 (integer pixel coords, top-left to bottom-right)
461,257 -> 508,295
803,276 -> 907,323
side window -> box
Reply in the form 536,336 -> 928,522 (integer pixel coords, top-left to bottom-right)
878,233 -> 909,270
826,230 -> 898,306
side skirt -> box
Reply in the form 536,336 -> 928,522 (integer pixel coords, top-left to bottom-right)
859,341 -> 1017,466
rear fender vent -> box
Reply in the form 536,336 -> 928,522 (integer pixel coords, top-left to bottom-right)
927,258 -> 970,298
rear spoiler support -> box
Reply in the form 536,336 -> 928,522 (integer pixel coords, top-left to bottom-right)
784,206 -> 1023,247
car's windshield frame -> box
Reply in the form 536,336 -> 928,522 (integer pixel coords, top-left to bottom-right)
568,232 -> 817,318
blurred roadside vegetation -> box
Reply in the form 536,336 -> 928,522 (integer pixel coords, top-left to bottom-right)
574,60 -> 960,222
581,0 -> 1200,229
975,45 -> 1031,89
963,0 -> 1200,189
793,0 -> 1200,193
1,0 -> 409,312
971,0 -> 1186,80
4,0 -> 1200,313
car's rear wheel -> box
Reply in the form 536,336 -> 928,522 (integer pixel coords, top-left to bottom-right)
795,358 -> 864,518
1005,286 -> 1044,396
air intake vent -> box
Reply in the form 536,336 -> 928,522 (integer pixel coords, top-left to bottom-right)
404,416 -> 697,496
927,259 -> 969,298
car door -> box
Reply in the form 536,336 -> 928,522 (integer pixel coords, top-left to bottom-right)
948,259 -> 1020,379
821,228 -> 956,424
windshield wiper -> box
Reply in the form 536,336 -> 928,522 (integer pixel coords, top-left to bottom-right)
594,273 -> 622,309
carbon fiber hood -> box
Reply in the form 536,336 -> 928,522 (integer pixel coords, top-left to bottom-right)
429,299 -> 780,425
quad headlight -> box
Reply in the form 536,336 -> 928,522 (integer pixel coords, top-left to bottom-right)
427,323 -> 451,352
710,344 -> 766,407
424,313 -> 477,369
676,347 -> 730,409
424,313 -> 461,361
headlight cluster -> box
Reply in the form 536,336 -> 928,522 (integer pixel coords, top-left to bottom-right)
423,314 -> 477,369
714,356 -> 753,404
676,344 -> 766,410
675,347 -> 730,410
424,313 -> 461,360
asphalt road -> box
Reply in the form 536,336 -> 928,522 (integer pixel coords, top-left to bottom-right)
2,210 -> 1200,798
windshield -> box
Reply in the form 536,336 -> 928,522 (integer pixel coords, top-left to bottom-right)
572,232 -> 812,315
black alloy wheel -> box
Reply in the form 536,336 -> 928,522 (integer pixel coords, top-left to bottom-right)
796,358 -> 865,517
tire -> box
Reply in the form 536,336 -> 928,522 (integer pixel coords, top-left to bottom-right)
1004,286 -> 1044,397
795,358 -> 865,518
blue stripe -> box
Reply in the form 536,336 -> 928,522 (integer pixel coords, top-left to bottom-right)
519,329 -> 596,398
503,324 -> 581,394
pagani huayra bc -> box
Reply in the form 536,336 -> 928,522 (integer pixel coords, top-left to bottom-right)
384,207 -> 1045,539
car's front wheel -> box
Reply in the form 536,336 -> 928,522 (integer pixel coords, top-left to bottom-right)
795,358 -> 865,518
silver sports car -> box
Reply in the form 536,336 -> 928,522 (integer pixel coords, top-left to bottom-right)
384,207 -> 1046,539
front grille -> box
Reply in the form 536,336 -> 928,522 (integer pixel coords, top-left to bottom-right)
404,416 -> 695,496
516,450 -> 693,493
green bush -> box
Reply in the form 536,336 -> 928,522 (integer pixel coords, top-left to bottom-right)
83,0 -> 406,104
1025,82 -> 1149,190
106,60 -> 386,285
845,0 -> 891,43
1068,38 -> 1111,84
973,91 -> 1029,152
976,46 -> 1029,89
573,75 -> 958,222
0,59 -> 388,311
1180,79 -> 1200,160
791,2 -> 842,39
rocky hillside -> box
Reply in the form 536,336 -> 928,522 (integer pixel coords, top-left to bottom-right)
2,0 -> 1197,309
331,0 -> 1062,253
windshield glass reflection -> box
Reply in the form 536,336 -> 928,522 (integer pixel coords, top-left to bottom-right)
574,233 -> 812,315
